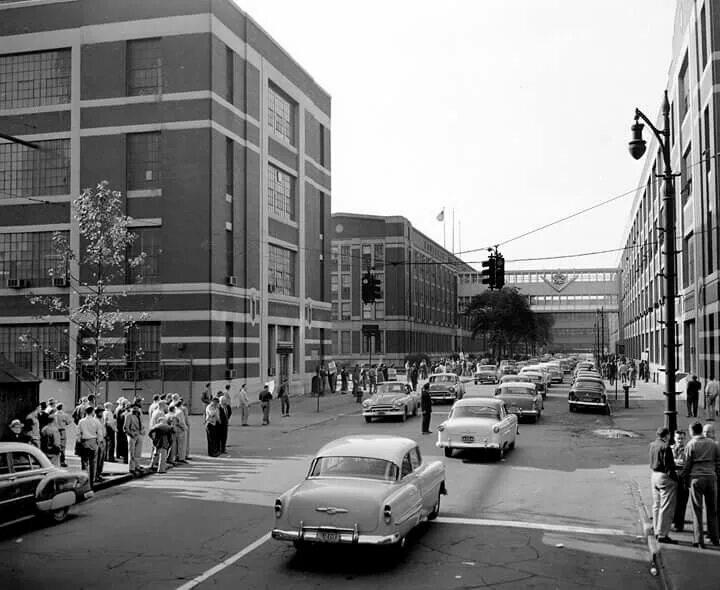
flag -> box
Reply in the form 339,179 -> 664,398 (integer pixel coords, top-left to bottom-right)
436,209 -> 445,222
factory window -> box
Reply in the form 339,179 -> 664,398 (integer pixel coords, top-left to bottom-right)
268,83 -> 295,145
0,139 -> 70,198
0,49 -> 71,109
0,231 -> 68,287
678,54 -> 690,121
0,323 -> 69,379
127,38 -> 162,96
268,244 -> 295,296
127,132 -> 161,190
126,227 -> 161,284
268,165 -> 295,221
125,322 -> 161,379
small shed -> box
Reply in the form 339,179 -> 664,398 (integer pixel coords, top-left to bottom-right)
0,354 -> 41,441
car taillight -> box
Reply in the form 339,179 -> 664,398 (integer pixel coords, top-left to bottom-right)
437,424 -> 445,432
383,505 -> 392,524
274,499 -> 283,518
492,425 -> 500,433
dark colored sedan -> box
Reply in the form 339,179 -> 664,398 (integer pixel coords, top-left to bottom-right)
568,379 -> 609,414
0,442 -> 93,525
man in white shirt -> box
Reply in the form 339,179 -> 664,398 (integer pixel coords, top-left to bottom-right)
78,406 -> 103,487
706,377 -> 720,420
238,384 -> 250,426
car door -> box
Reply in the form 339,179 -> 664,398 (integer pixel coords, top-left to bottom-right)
0,452 -> 18,524
10,451 -> 47,517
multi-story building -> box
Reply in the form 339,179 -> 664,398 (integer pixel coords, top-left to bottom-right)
330,214 -> 474,366
619,0 -> 719,383
457,268 -> 619,355
0,0 -> 331,411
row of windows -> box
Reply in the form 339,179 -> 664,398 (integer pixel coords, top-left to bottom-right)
530,294 -> 618,306
331,330 -> 385,355
458,271 -> 617,285
0,324 -> 69,379
0,139 -> 70,198
0,49 -> 71,109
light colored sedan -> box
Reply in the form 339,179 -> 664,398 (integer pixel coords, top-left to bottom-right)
362,382 -> 419,422
425,373 -> 465,404
436,397 -> 518,460
272,435 -> 447,552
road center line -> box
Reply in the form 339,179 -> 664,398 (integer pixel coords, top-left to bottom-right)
434,516 -> 629,537
175,532 -> 271,590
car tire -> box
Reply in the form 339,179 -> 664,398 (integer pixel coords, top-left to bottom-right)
444,447 -> 453,458
48,507 -> 70,523
428,489 -> 442,520
569,404 -> 575,412
365,416 -> 372,423
509,439 -> 516,450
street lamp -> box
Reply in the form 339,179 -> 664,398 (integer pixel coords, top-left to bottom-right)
628,91 -> 678,433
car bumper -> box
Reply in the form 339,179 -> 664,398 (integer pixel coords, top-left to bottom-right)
436,439 -> 500,449
362,409 -> 405,417
475,375 -> 496,382
569,400 -> 606,407
272,527 -> 401,546
507,408 -> 539,416
430,394 -> 455,401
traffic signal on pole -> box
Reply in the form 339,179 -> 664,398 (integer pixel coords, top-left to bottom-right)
481,254 -> 497,289
494,253 -> 505,289
371,275 -> 382,301
361,271 -> 374,304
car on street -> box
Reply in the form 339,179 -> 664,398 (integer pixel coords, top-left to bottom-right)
542,363 -> 564,384
474,364 -> 499,384
495,381 -> 544,422
271,435 -> 447,551
568,378 -> 609,414
436,397 -> 518,460
519,369 -> 548,399
362,382 -> 419,422
0,442 -> 94,525
424,373 -> 465,403
499,364 -> 518,376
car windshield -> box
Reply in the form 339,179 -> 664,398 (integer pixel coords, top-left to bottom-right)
500,387 -> 534,396
310,456 -> 399,482
452,405 -> 500,420
480,366 -> 496,371
376,384 -> 407,394
431,375 -> 455,383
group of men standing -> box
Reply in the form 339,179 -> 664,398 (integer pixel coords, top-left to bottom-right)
684,374 -> 720,420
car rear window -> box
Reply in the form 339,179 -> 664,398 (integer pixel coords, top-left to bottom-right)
501,387 -> 535,396
310,456 -> 399,482
453,406 -> 500,420
480,366 -> 496,371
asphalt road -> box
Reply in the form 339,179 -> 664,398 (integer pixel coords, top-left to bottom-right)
1,379 -> 660,590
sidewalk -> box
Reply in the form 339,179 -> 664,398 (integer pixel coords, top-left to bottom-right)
607,378 -> 720,590
63,390 -> 361,490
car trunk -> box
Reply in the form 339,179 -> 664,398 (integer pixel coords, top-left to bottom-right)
287,478 -> 390,531
500,394 -> 536,410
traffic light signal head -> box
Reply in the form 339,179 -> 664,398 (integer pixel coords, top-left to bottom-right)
361,271 -> 374,304
494,254 -> 505,289
481,254 -> 497,289
372,275 -> 382,301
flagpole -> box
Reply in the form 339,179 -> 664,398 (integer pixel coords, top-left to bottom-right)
443,216 -> 446,249
458,220 -> 462,255
452,208 -> 455,255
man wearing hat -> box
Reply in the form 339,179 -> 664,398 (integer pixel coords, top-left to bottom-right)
124,401 -> 146,474
2,419 -> 27,442
54,403 -> 72,467
649,426 -> 679,544
40,412 -> 62,467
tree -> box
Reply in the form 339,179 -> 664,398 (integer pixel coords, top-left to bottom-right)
465,286 -> 551,358
27,181 -> 149,398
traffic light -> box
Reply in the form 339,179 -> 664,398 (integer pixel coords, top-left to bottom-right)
371,275 -> 382,301
494,253 -> 505,289
361,271 -> 374,304
481,254 -> 497,289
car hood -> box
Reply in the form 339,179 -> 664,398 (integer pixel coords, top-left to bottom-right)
286,478 -> 392,531
429,382 -> 455,391
368,394 -> 405,405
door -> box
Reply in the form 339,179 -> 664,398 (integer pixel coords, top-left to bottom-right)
0,452 -> 18,523
279,353 -> 289,386
9,451 -> 46,517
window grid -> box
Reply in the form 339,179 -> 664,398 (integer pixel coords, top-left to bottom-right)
127,39 -> 162,96
127,132 -> 160,190
0,49 -> 71,109
0,139 -> 70,198
0,323 -> 69,378
268,85 -> 294,145
268,244 -> 295,296
0,231 -> 68,286
125,322 -> 161,378
127,227 -> 161,284
268,165 -> 295,220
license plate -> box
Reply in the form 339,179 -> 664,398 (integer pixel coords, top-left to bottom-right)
461,435 -> 474,443
377,411 -> 386,415
317,531 -> 340,543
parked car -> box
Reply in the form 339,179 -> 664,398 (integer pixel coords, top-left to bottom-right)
474,365 -> 499,385
424,373 -> 465,404
495,382 -> 543,422
436,397 -> 518,460
0,442 -> 93,525
271,435 -> 446,551
362,382 -> 419,422
568,379 -> 609,414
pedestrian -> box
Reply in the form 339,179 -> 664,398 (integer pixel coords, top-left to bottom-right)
201,382 -> 213,406
683,421 -> 720,547
353,365 -> 361,402
340,367 -> 348,394
705,376 -> 720,420
23,404 -> 41,447
102,402 -> 116,462
40,412 -> 62,467
328,360 -> 337,393
148,416 -> 173,473
164,406 -> 178,466
672,430 -> 689,532
93,407 -> 107,482
170,403 -> 188,463
702,423 -> 720,538
123,402 -> 145,475
204,397 -> 221,457
54,403 -> 72,467
221,384 -> 232,407
420,383 -> 432,434
629,363 -> 637,388
150,400 -> 168,429
238,383 -> 250,426
279,380 -> 290,417
148,394 -> 161,419
259,385 -> 273,425
218,393 -> 231,454
78,406 -> 102,487
2,419 -> 27,442
686,375 -> 702,418
410,363 -> 419,392
649,426 -> 679,544
115,398 -> 129,464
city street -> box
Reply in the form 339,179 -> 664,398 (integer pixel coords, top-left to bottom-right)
1,381 -> 659,590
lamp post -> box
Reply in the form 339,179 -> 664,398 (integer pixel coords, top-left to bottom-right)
628,90 -> 677,433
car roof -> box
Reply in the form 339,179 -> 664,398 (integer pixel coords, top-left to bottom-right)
431,373 -> 457,378
316,435 -> 416,464
454,397 -> 504,408
499,382 -> 535,390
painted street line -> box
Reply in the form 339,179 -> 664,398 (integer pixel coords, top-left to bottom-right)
175,532 -> 271,590
434,516 -> 629,537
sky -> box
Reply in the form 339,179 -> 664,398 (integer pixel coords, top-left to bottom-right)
236,0 -> 678,271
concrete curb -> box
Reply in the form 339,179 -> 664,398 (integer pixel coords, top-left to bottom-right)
92,466 -> 154,492
631,480 -> 671,590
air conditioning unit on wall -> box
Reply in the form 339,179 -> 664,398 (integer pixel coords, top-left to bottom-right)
7,278 -> 29,288
52,277 -> 69,287
225,368 -> 236,379
51,369 -> 70,381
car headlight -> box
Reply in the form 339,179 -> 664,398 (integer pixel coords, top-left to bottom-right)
362,400 -> 371,408
448,387 -> 455,393
274,499 -> 283,518
393,400 -> 404,408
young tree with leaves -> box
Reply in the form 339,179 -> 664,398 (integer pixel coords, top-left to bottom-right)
28,181 -> 148,400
